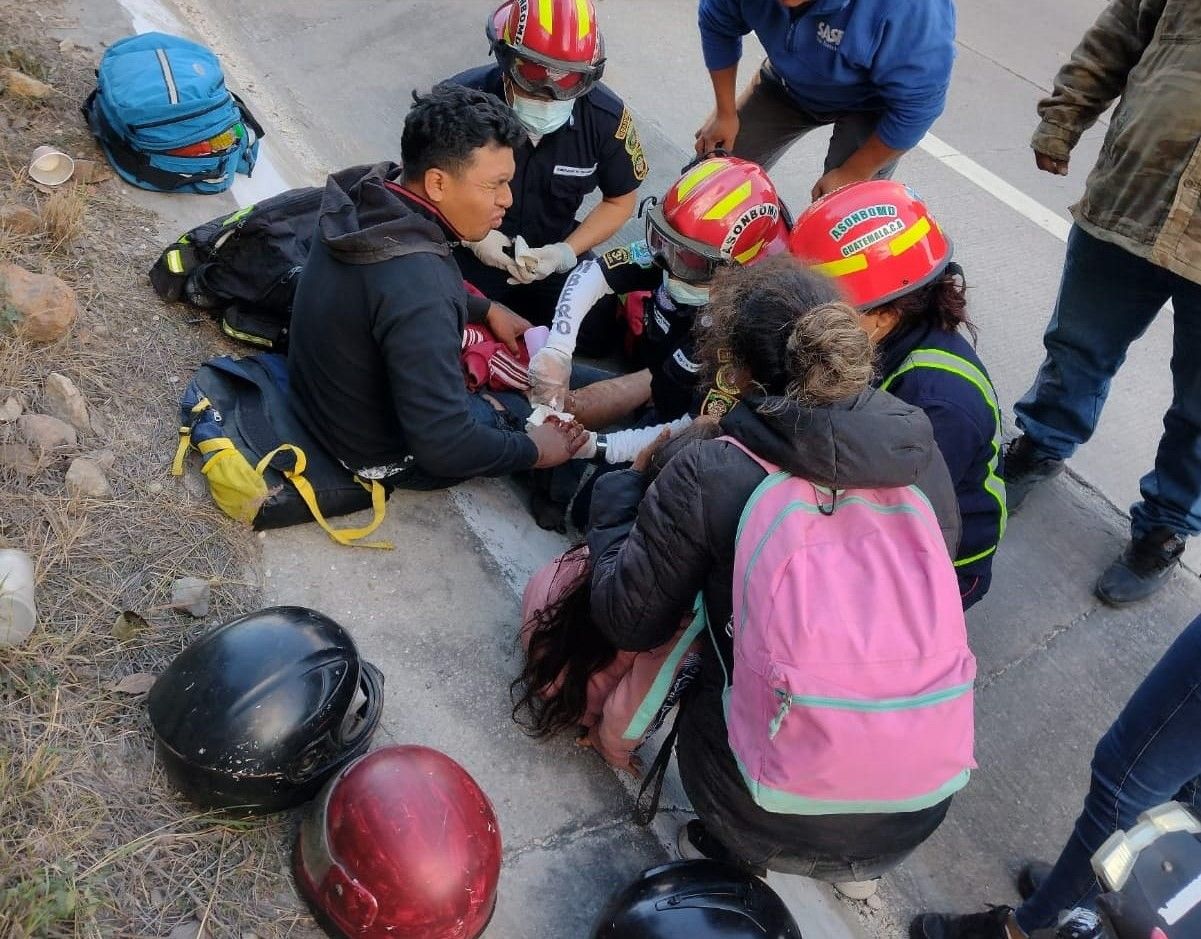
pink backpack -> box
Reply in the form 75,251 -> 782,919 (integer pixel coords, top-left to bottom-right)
716,437 -> 976,815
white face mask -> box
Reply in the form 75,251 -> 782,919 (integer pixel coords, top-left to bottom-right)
664,272 -> 711,308
510,95 -> 575,137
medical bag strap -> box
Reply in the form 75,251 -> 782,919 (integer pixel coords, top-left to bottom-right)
254,444 -> 393,550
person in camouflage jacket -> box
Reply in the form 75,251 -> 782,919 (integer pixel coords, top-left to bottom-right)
1002,0 -> 1201,609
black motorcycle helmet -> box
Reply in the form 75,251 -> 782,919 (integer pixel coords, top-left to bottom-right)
148,606 -> 384,815
1094,802 -> 1201,938
591,860 -> 803,939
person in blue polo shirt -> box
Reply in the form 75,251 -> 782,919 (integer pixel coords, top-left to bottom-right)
695,0 -> 956,201
448,0 -> 647,354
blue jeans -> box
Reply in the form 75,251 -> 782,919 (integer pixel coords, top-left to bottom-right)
1015,612 -> 1201,932
1014,225 -> 1201,538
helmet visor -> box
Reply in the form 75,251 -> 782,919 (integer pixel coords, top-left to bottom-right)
492,38 -> 605,100
646,206 -> 726,284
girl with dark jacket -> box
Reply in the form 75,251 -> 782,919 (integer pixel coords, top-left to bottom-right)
586,256 -> 964,895
790,180 -> 1005,609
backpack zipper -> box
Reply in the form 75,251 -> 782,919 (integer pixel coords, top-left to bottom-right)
129,96 -> 231,132
155,48 -> 179,105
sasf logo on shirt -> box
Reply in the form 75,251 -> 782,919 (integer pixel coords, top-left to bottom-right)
817,21 -> 844,49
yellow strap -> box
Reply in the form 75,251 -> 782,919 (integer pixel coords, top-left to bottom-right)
257,444 -> 393,549
171,397 -> 214,476
171,428 -> 191,476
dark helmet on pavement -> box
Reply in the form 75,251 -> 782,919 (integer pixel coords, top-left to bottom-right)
148,605 -> 383,815
1093,801 -> 1201,939
591,859 -> 803,938
294,745 -> 503,939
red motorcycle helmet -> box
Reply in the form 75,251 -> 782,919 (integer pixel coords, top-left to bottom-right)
295,746 -> 503,939
646,156 -> 787,284
487,0 -> 605,100
788,179 -> 953,310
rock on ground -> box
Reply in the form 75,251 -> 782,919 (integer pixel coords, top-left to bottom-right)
18,413 -> 76,452
43,372 -> 91,433
0,396 -> 22,422
171,577 -> 211,618
0,263 -> 77,343
65,457 -> 112,498
0,204 -> 40,234
0,68 -> 53,100
0,442 -> 39,476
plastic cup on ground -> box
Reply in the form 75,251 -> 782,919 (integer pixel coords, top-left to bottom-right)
29,146 -> 75,186
0,549 -> 37,647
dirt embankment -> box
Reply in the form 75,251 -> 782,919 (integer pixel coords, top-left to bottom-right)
0,4 -> 322,936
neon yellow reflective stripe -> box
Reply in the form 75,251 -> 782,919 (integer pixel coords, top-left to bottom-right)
811,254 -> 868,278
165,249 -> 185,274
538,0 -> 554,33
882,349 -> 1008,557
674,159 -> 725,201
702,181 -> 752,221
576,0 -> 590,39
888,215 -> 931,256
621,607 -> 706,741
221,204 -> 254,226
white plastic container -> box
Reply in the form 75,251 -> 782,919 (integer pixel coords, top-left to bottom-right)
0,549 -> 37,647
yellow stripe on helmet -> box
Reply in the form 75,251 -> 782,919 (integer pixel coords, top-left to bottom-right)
702,181 -> 752,221
673,159 -> 726,202
733,239 -> 766,265
576,0 -> 591,39
888,215 -> 931,256
538,0 -> 554,33
812,254 -> 869,277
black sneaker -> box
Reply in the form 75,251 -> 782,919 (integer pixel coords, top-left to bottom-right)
1017,860 -> 1052,900
677,820 -> 766,877
910,907 -> 1014,939
1002,436 -> 1065,512
1095,527 -> 1186,606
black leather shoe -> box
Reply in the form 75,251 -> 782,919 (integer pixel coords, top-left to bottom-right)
1095,527 -> 1186,606
1001,436 -> 1065,512
1017,860 -> 1053,900
909,906 -> 1014,939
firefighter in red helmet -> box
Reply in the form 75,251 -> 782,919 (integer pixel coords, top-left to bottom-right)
528,155 -> 789,475
791,180 -> 1005,608
446,0 -> 648,355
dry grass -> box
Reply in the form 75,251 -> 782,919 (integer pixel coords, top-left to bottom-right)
0,7 -> 322,938
38,184 -> 87,248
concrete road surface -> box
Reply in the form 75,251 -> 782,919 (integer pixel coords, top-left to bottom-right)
63,0 -> 1201,934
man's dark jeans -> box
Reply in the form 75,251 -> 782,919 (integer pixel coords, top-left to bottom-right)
1015,612 -> 1201,932
1015,224 -> 1201,540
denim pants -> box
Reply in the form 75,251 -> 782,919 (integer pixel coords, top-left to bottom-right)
1014,225 -> 1201,538
1015,612 -> 1201,932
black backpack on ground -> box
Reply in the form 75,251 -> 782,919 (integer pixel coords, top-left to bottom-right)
150,185 -> 324,349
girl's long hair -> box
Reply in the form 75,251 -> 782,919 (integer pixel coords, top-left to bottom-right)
510,546 -> 617,738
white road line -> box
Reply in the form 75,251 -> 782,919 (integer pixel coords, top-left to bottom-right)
918,132 -> 1073,243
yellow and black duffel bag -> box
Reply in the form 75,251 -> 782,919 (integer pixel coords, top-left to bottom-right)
171,353 -> 392,548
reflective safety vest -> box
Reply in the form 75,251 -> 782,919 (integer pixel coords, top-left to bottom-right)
881,348 -> 1007,568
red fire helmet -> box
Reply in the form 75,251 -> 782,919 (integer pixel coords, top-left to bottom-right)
487,0 -> 605,100
788,179 -> 953,309
646,156 -> 787,284
295,746 -> 503,939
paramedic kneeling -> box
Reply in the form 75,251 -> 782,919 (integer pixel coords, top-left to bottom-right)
288,83 -> 584,489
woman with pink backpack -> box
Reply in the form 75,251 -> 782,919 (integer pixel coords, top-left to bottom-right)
587,256 -> 977,898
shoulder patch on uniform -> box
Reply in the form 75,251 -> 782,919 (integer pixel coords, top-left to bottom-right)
615,109 -> 649,182
672,348 -> 701,374
629,239 -> 654,268
601,245 -> 632,269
